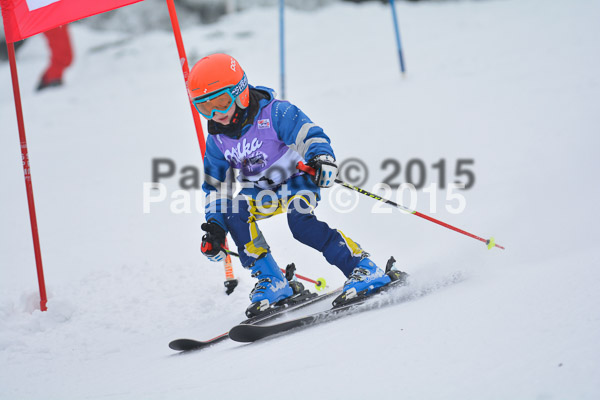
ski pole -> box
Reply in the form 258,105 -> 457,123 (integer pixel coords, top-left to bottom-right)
222,238 -> 238,295
222,248 -> 328,290
296,162 -> 505,250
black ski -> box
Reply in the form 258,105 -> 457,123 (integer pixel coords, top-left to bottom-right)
169,286 -> 342,352
229,275 -> 408,343
168,333 -> 230,352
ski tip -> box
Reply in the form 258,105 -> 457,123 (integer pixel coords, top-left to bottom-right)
169,339 -> 198,351
229,324 -> 257,343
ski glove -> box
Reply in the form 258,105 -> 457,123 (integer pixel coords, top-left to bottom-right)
307,154 -> 338,188
201,222 -> 227,262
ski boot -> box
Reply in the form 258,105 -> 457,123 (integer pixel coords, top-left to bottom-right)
332,255 -> 408,307
245,253 -> 294,318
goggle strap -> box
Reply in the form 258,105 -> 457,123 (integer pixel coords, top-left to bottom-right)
230,72 -> 248,98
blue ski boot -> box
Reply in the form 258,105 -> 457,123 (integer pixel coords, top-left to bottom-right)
333,255 -> 394,307
246,253 -> 294,317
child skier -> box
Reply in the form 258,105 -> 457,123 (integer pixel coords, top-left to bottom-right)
191,53 -> 398,316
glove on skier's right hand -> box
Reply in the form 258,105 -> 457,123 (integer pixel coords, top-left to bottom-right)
201,222 -> 227,262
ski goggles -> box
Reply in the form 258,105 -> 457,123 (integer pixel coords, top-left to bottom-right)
192,73 -> 248,119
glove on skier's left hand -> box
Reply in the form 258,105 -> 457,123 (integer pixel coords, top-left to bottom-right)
307,154 -> 338,188
201,222 -> 227,262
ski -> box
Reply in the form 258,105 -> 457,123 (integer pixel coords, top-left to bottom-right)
168,333 -> 229,352
228,275 -> 408,343
169,286 -> 342,352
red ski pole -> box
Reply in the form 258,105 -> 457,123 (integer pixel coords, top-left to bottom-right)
297,162 -> 505,250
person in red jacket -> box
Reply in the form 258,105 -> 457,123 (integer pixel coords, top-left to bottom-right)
37,25 -> 73,91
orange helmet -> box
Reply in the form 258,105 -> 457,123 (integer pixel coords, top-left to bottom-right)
188,53 -> 250,109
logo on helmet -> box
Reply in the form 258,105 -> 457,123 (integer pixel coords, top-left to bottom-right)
230,58 -> 237,72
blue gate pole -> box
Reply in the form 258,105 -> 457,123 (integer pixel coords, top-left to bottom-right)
279,0 -> 286,99
389,0 -> 406,74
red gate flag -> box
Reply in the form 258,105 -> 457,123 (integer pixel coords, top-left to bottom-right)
1,0 -> 143,43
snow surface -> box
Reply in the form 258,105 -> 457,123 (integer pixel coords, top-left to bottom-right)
1,0 -> 600,398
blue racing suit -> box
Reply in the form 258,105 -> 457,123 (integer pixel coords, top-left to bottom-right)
202,86 -> 364,276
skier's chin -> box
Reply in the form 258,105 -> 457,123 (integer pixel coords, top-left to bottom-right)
213,115 -> 231,125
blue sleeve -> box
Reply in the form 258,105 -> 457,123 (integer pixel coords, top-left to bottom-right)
202,136 -> 233,231
271,100 -> 336,161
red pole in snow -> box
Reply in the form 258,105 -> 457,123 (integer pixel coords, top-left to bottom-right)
165,0 -> 206,157
7,42 -> 48,311
165,0 -> 237,291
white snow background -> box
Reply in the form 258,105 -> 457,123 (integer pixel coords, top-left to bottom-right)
1,0 -> 599,399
